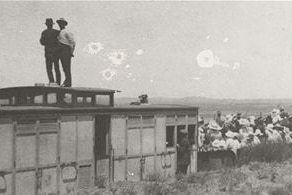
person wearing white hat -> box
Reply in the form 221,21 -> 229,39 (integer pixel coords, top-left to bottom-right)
248,116 -> 256,127
225,134 -> 241,155
265,124 -> 282,143
239,126 -> 253,138
57,18 -> 76,87
211,137 -> 226,151
254,129 -> 263,137
283,127 -> 292,143
208,120 -> 223,131
252,135 -> 261,145
198,122 -> 206,150
254,129 -> 265,142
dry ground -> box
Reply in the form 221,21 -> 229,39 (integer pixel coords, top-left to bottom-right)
84,158 -> 292,195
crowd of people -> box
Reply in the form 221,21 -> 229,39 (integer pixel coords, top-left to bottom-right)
198,108 -> 292,155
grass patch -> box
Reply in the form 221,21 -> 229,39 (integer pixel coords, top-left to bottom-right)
144,173 -> 166,182
142,182 -> 171,195
237,141 -> 292,165
95,175 -> 107,188
218,169 -> 247,192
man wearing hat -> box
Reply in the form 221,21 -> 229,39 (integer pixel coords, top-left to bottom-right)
56,18 -> 76,87
176,128 -> 191,174
40,18 -> 61,85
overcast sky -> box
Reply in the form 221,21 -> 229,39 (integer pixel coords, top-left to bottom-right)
1,1 -> 292,99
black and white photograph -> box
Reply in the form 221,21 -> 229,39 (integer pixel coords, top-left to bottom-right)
1,1 -> 292,194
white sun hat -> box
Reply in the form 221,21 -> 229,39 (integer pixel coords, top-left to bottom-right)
271,108 -> 280,115
225,131 -> 239,138
212,139 -> 226,150
208,120 -> 222,131
238,118 -> 250,127
254,129 -> 263,136
266,124 -> 274,130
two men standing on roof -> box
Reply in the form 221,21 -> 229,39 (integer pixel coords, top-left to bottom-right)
40,18 -> 75,87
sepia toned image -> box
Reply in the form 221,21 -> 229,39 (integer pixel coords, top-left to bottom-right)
1,1 -> 292,194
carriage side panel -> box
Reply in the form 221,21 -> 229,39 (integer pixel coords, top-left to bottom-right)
111,116 -> 126,181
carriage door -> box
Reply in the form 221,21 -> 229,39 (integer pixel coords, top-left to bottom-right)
176,114 -> 198,174
126,116 -> 155,181
15,118 -> 58,195
95,115 -> 110,181
15,119 -> 37,195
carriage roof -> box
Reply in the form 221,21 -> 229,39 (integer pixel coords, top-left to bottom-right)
0,86 -> 198,115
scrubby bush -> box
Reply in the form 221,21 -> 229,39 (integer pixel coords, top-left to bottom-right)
145,173 -> 166,182
108,181 -> 138,195
269,187 -> 290,195
119,184 -> 137,195
237,141 -> 292,165
218,169 -> 247,192
142,182 -> 171,195
95,175 -> 107,188
285,183 -> 292,194
171,180 -> 188,194
183,172 -> 211,186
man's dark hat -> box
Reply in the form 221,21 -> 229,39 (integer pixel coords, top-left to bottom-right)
45,18 -> 54,25
56,18 -> 68,26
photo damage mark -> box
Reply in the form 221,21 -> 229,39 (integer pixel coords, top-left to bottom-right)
83,42 -> 104,55
105,50 -> 127,66
100,68 -> 117,81
136,49 -> 144,55
196,49 -> 214,68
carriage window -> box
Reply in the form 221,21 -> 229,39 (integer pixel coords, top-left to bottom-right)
16,119 -> 36,135
177,125 -> 187,143
77,96 -> 92,104
0,99 -> 9,106
128,116 -> 141,129
77,97 -> 83,103
166,126 -> 175,148
95,95 -> 110,106
85,97 -> 92,103
166,115 -> 175,125
63,93 -> 72,104
188,125 -> 196,144
188,114 -> 197,124
11,96 -> 15,105
39,118 -> 58,133
34,95 -> 43,104
177,115 -> 187,124
142,116 -> 155,128
26,96 -> 33,104
47,93 -> 57,104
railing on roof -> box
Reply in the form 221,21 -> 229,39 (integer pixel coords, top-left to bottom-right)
0,85 -> 117,108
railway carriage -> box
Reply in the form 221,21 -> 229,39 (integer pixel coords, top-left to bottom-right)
0,86 -> 199,195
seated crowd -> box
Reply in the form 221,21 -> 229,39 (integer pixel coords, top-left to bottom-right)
198,108 -> 292,155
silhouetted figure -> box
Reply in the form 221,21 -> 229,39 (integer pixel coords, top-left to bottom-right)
40,18 -> 61,85
215,111 -> 224,127
177,129 -> 190,174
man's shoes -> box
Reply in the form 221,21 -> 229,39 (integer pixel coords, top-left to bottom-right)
60,84 -> 71,87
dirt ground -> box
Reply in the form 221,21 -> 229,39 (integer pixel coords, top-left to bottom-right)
85,158 -> 292,195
